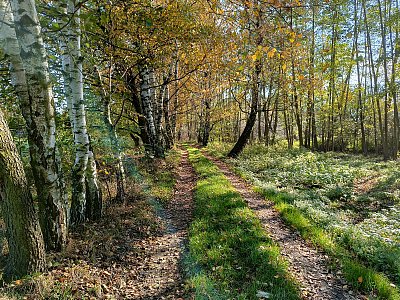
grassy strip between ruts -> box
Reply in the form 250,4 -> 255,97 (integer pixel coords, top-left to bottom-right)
185,147 -> 300,300
209,154 -> 400,300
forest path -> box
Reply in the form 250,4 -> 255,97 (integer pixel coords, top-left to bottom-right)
202,151 -> 366,300
134,149 -> 195,299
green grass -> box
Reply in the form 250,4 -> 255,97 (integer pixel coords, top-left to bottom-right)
206,142 -> 400,299
186,147 -> 300,300
209,142 -> 400,281
261,187 -> 400,299
138,148 -> 181,205
204,142 -> 233,159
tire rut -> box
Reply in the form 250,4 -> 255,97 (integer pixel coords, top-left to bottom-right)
130,150 -> 195,300
203,153 -> 366,300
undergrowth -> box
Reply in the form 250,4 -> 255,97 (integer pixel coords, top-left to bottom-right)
258,186 -> 400,300
0,151 -> 179,299
206,142 -> 400,300
186,147 -> 300,300
137,149 -> 181,205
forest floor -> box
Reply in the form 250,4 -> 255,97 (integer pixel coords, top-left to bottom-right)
1,145 -> 399,299
202,151 -> 365,300
202,142 -> 400,299
0,150 -> 195,300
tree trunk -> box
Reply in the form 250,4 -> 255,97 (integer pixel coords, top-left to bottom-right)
327,8 -> 337,151
171,57 -> 179,142
363,0 -> 383,153
97,65 -> 126,203
202,97 -> 211,146
354,0 -> 367,155
3,0 -> 68,251
228,62 -> 260,157
139,63 -> 164,157
85,147 -> 102,220
126,73 -> 150,147
378,0 -> 390,159
389,1 -> 399,159
291,64 -> 303,148
228,1 -> 262,157
0,108 -> 46,280
163,83 -> 174,149
61,0 -> 101,225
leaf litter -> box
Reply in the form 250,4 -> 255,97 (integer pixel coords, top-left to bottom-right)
0,151 -> 195,300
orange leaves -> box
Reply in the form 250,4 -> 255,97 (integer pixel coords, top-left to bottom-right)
267,47 -> 277,59
289,32 -> 296,43
251,46 -> 264,62
266,0 -> 282,7
243,0 -> 253,8
265,0 -> 303,8
14,279 -> 22,285
249,46 -> 278,62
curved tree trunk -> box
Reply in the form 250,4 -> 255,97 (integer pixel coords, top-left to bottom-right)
1,0 -> 68,250
228,65 -> 260,157
0,108 -> 46,280
202,97 -> 211,146
228,1 -> 262,157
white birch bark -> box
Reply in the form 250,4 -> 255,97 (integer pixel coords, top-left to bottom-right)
85,148 -> 102,219
1,0 -> 68,250
139,63 -> 163,157
60,0 -> 101,224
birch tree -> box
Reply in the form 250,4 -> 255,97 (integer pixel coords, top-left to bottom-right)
60,0 -> 102,224
139,63 -> 165,158
0,0 -> 68,250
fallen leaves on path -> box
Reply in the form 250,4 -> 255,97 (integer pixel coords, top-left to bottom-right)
0,152 -> 195,300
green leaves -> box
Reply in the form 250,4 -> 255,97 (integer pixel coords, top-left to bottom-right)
145,18 -> 153,28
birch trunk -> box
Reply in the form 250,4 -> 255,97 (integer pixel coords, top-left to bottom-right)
139,63 -> 164,157
0,108 -> 46,280
61,0 -> 102,224
1,0 -> 68,250
85,148 -> 102,220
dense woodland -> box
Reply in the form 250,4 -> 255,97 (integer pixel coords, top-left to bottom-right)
0,0 -> 400,298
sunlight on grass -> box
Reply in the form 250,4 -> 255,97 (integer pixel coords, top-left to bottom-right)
211,142 -> 400,299
186,147 -> 300,300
